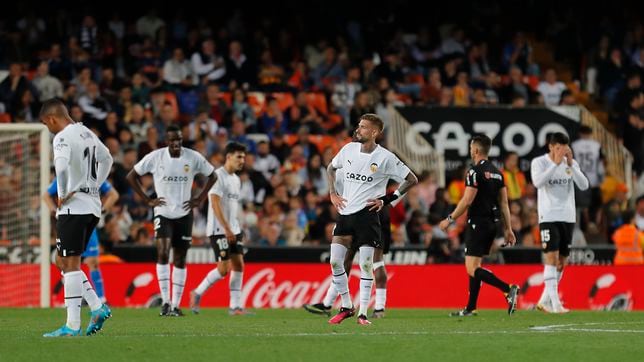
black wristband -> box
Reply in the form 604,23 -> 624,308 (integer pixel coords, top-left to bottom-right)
379,192 -> 399,206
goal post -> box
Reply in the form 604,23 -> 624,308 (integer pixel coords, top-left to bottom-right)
0,123 -> 50,307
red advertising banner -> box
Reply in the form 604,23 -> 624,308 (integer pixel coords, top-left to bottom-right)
44,263 -> 644,311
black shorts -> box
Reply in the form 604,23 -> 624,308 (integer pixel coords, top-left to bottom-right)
379,205 -> 391,254
464,219 -> 498,257
539,222 -> 574,257
334,207 -> 381,248
154,212 -> 193,248
210,233 -> 244,261
56,214 -> 99,257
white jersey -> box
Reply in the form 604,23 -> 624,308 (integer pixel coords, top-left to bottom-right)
571,138 -> 603,188
206,167 -> 242,236
531,153 -> 589,223
133,147 -> 215,219
331,142 -> 410,215
538,81 -> 567,106
53,123 -> 111,217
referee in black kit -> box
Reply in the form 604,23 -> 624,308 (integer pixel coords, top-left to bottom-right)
439,134 -> 520,317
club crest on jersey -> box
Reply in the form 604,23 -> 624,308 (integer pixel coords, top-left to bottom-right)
370,163 -> 378,173
565,168 -> 572,175
184,164 -> 190,172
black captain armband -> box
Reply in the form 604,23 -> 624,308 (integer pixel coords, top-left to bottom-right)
379,190 -> 402,206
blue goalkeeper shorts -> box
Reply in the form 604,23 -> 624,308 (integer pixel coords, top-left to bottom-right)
81,229 -> 100,258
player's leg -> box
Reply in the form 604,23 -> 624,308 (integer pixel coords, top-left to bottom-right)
80,217 -> 111,335
191,236 -> 231,314
170,242 -> 188,316
45,215 -> 95,336
327,218 -> 356,324
304,246 -> 355,316
372,247 -> 387,318
154,216 -> 173,315
356,244 -> 375,324
83,229 -> 106,303
554,223 -> 573,312
229,247 -> 248,314
538,223 -> 567,313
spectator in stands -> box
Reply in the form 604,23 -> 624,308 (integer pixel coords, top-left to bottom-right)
349,91 -> 375,128
440,26 -> 467,56
598,48 -> 627,104
502,31 -> 538,75
225,40 -> 256,88
616,92 -> 644,174
635,195 -> 644,230
572,125 -> 605,228
538,68 -> 567,106
331,65 -> 362,126
79,15 -> 99,58
230,116 -> 257,154
46,43 -> 73,82
200,84 -> 228,127
258,221 -> 286,246
465,42 -> 491,84
187,109 -> 218,153
283,211 -> 305,246
78,81 -> 111,130
452,71 -> 472,106
429,187 -> 453,220
420,68 -> 442,104
0,63 -> 36,115
310,46 -> 344,89
136,9 -> 165,40
254,140 -> 280,182
232,88 -> 256,130
257,48 -> 285,91
130,72 -> 151,105
127,103 -> 151,142
300,153 -> 329,196
258,97 -> 286,135
32,61 -> 63,102
162,47 -> 197,87
559,89 -> 577,105
500,65 -> 532,104
612,71 -> 641,116
269,130 -> 290,163
137,125 -> 161,159
191,39 -> 226,84
13,88 -> 40,122
601,182 -> 629,238
153,101 -> 176,140
501,151 -> 527,202
286,91 -> 324,134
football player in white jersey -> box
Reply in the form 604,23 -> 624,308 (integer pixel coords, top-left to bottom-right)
40,99 -> 113,337
127,124 -> 216,316
190,142 -> 250,315
531,132 -> 589,313
326,114 -> 417,325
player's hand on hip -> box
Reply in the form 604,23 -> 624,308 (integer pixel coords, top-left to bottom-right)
183,197 -> 201,211
57,192 -> 76,209
330,193 -> 347,210
366,198 -> 384,212
147,197 -> 166,207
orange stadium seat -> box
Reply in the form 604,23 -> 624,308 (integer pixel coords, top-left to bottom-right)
247,92 -> 267,117
306,92 -> 328,115
220,92 -> 233,107
271,92 -> 295,112
0,113 -> 11,123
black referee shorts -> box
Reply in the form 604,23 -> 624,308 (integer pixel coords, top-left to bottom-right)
334,207 -> 382,248
464,218 -> 498,257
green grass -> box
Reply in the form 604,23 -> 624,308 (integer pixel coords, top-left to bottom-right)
1,308 -> 644,361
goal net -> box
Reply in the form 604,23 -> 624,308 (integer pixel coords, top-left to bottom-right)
0,124 -> 50,307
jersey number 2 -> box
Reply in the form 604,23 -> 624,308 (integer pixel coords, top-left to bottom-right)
83,146 -> 98,182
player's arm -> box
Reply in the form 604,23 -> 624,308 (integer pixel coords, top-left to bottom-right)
42,190 -> 57,214
183,171 -> 217,211
211,193 -> 235,242
369,171 -> 418,211
439,186 -> 477,232
530,157 -> 559,189
327,150 -> 347,210
101,188 -> 120,213
94,139 -> 114,186
126,169 -> 165,207
498,186 -> 516,246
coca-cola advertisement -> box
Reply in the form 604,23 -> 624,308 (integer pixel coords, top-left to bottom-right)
44,264 -> 644,311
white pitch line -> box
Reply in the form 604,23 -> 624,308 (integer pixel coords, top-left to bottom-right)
530,321 -> 644,333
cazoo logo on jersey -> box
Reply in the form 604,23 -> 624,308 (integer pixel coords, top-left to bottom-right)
161,175 -> 189,182
345,172 -> 374,182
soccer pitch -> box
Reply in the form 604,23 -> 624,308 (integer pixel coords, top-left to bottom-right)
1,309 -> 643,361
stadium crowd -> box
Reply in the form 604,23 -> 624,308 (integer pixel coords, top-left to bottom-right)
0,3 -> 642,262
